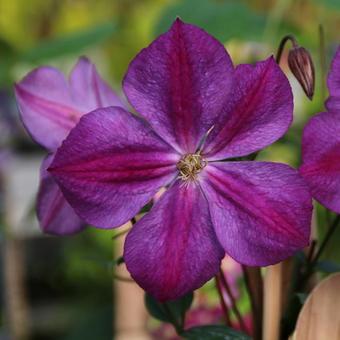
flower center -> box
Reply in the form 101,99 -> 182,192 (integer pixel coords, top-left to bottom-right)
177,153 -> 207,181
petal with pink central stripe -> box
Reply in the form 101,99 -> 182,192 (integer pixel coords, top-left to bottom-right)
124,181 -> 224,301
50,107 -> 179,229
300,112 -> 340,213
203,57 -> 293,160
15,67 -> 78,150
37,155 -> 85,235
326,47 -> 340,111
69,57 -> 125,112
201,162 -> 312,266
123,18 -> 234,153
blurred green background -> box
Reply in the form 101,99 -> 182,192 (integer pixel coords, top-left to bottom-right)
0,0 -> 340,339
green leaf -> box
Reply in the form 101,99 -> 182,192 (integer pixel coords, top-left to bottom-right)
315,260 -> 340,273
183,325 -> 251,340
294,251 -> 307,264
296,293 -> 308,304
139,201 -> 153,214
313,0 -> 340,10
20,21 -> 117,62
155,0 -> 266,42
145,292 -> 193,327
116,256 -> 125,266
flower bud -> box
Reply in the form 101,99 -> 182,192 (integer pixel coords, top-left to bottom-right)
288,46 -> 315,100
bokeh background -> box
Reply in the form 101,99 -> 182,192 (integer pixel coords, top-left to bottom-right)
0,0 -> 340,339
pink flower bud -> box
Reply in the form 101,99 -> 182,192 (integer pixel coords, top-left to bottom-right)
288,46 -> 315,100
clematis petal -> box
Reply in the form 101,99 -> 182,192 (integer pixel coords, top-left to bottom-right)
326,47 -> 340,111
37,155 -> 85,235
300,112 -> 340,212
203,57 -> 293,160
123,18 -> 234,153
49,106 -> 179,229
15,58 -> 124,151
124,181 -> 225,301
201,162 -> 312,266
69,56 -> 125,112
15,67 -> 77,151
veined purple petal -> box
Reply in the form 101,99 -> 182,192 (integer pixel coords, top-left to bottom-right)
123,18 -> 234,153
300,112 -> 340,212
203,57 -> 293,160
15,67 -> 77,151
124,181 -> 224,301
50,107 -> 179,229
69,56 -> 125,112
15,58 -> 124,151
326,47 -> 340,111
38,155 -> 85,235
201,162 -> 312,266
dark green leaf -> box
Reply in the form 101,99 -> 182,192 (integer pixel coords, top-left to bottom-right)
183,325 -> 251,340
294,251 -> 307,264
296,293 -> 308,304
20,21 -> 117,62
155,0 -> 266,42
313,0 -> 340,9
145,292 -> 193,327
139,201 -> 153,214
116,256 -> 125,266
0,39 -> 18,85
315,260 -> 340,273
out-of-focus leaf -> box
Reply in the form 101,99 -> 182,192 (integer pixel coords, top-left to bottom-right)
20,21 -> 117,62
0,39 -> 18,85
318,209 -> 340,264
116,256 -> 124,266
183,325 -> 251,340
155,0 -> 266,42
314,0 -> 340,9
139,201 -> 153,214
294,251 -> 307,264
296,292 -> 308,304
145,292 -> 193,327
316,260 -> 340,273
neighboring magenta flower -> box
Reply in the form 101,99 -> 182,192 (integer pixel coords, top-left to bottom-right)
49,19 -> 312,300
14,57 -> 124,235
300,47 -> 340,212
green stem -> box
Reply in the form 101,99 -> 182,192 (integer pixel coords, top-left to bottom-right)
215,275 -> 232,327
281,215 -> 340,338
309,214 -> 340,271
162,302 -> 183,334
319,24 -> 326,102
276,34 -> 298,64
296,214 -> 340,291
242,266 -> 263,340
219,269 -> 247,333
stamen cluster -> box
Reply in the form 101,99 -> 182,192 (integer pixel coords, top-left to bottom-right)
177,153 -> 207,181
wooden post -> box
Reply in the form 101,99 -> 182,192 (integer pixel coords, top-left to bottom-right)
263,263 -> 283,340
114,222 -> 151,340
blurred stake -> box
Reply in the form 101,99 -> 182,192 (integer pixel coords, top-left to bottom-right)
114,221 -> 151,340
4,237 -> 30,340
3,156 -> 41,340
242,266 -> 263,340
263,263 -> 283,340
295,273 -> 340,340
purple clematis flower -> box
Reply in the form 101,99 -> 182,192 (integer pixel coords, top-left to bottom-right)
14,57 -> 124,235
300,47 -> 340,212
49,19 -> 312,300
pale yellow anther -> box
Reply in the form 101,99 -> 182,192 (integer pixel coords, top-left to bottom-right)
176,153 -> 207,181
